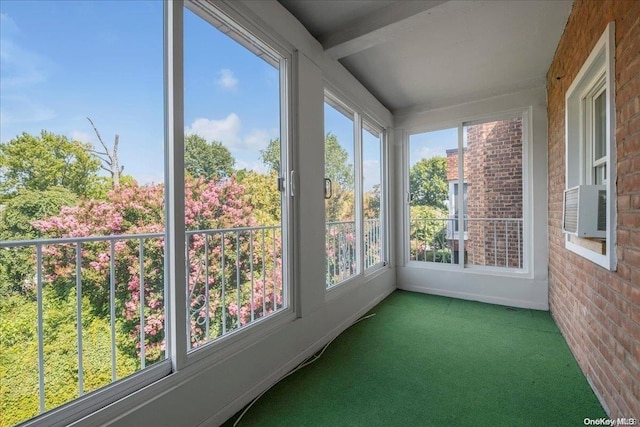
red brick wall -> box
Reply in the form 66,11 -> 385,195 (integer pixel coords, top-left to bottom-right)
547,0 -> 640,418
446,149 -> 466,181
465,118 -> 523,267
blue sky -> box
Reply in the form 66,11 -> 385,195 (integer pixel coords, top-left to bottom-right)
0,1 -> 281,184
409,127 -> 458,167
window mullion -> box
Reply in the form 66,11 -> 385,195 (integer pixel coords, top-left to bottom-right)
457,125 -> 465,267
165,0 -> 188,371
355,113 -> 364,275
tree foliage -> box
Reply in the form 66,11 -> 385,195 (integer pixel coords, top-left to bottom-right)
409,205 -> 450,261
324,132 -> 353,189
184,134 -> 235,181
0,188 -> 77,297
0,288 -> 137,426
0,131 -> 102,200
260,133 -> 353,188
260,138 -> 281,174
32,177 -> 282,356
238,170 -> 281,225
409,156 -> 448,210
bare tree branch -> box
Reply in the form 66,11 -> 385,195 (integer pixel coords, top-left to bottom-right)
87,117 -> 123,188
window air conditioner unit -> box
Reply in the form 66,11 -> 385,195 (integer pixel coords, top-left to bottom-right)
563,185 -> 606,238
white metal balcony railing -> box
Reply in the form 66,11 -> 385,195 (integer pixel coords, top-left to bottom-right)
0,224 -> 283,418
1,218 -> 384,419
325,219 -> 382,287
409,217 -> 523,268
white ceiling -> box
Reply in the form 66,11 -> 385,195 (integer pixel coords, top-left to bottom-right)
278,0 -> 573,113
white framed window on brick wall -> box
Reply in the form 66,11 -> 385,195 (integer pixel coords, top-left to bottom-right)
564,22 -> 617,270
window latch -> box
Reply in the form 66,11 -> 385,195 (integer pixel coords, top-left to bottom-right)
324,178 -> 332,199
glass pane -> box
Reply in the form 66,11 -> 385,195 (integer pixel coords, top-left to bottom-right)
594,89 -> 606,161
184,9 -> 286,350
595,164 -> 606,185
363,123 -> 383,269
0,1 -> 164,423
325,99 -> 356,287
463,117 -> 524,269
408,128 -> 457,264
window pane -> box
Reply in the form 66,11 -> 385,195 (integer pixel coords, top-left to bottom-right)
363,123 -> 383,269
594,89 -> 606,161
595,164 -> 606,185
184,8 -> 286,350
463,117 -> 523,269
408,128 -> 456,264
0,1 -> 164,423
325,98 -> 356,287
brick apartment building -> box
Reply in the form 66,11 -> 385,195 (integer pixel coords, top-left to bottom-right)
445,118 -> 524,268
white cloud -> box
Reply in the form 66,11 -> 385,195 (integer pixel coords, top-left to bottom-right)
70,130 -> 94,143
244,129 -> 271,151
416,146 -> 435,159
216,69 -> 238,90
185,113 -> 242,147
185,114 -> 276,152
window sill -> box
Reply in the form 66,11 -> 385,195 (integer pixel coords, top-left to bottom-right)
565,237 -> 614,271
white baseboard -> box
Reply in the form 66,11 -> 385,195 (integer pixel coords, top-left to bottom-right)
398,284 -> 549,311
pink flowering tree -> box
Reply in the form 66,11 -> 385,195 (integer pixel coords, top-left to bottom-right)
34,176 -> 284,363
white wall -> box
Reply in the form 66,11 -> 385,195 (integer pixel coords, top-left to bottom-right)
71,1 -> 396,426
393,87 -> 549,310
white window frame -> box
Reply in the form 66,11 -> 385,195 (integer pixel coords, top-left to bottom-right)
361,117 -> 387,273
564,22 -> 616,270
324,91 -> 360,288
182,0 -> 295,363
324,88 -> 389,291
404,109 -> 530,275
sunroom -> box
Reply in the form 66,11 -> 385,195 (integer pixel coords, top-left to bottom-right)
0,0 -> 638,426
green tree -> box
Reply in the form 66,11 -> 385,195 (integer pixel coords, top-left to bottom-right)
363,184 -> 381,219
260,134 -> 353,187
324,133 -> 353,188
184,134 -> 235,180
323,133 -> 354,222
409,205 -> 450,262
260,138 -> 281,174
0,188 -> 77,297
409,156 -> 448,210
0,131 -> 101,200
238,170 -> 281,225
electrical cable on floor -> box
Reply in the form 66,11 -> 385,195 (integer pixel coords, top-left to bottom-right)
233,313 -> 377,426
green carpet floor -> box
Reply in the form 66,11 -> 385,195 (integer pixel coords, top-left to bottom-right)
223,290 -> 606,426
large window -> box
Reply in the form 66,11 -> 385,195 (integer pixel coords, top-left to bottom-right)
324,92 -> 387,288
564,22 -> 616,270
0,1 -> 291,425
183,5 -> 289,351
324,95 -> 357,286
0,2 -> 166,425
362,121 -> 385,270
407,115 -> 526,271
